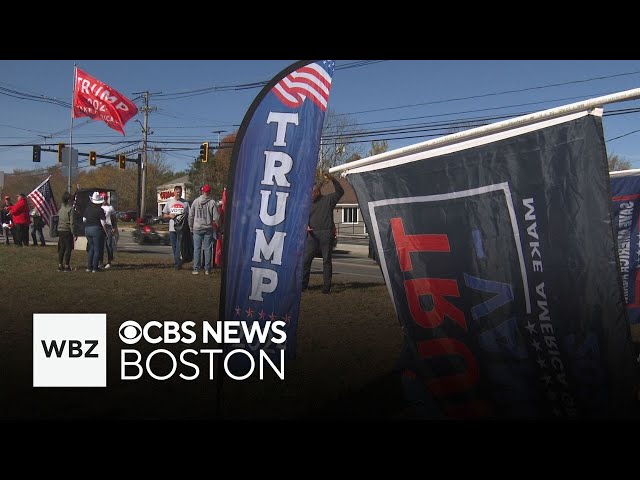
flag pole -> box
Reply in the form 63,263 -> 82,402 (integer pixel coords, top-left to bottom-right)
68,64 -> 77,193
330,86 -> 640,175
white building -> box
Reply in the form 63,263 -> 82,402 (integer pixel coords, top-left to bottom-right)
156,175 -> 195,216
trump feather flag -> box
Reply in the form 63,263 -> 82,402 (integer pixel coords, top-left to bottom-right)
72,67 -> 138,135
219,60 -> 335,370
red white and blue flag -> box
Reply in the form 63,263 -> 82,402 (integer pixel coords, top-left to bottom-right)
220,60 -> 334,363
28,176 -> 57,226
273,61 -> 334,112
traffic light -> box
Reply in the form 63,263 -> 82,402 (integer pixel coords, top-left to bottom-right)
57,143 -> 65,163
32,145 -> 41,162
89,151 -> 97,166
118,154 -> 126,169
200,142 -> 209,163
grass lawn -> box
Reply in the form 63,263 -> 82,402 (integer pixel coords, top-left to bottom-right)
0,245 -> 407,420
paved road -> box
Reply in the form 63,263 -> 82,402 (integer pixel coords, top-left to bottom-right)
32,229 -> 384,284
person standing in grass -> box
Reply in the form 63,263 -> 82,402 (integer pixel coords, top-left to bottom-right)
302,172 -> 344,294
100,194 -> 118,269
83,192 -> 107,273
29,207 -> 46,247
163,185 -> 190,270
56,192 -> 75,272
7,193 -> 30,247
188,184 -> 220,275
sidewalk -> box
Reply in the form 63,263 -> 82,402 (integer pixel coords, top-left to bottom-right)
335,241 -> 370,257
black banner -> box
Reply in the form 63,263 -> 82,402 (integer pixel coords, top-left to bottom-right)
347,112 -> 639,418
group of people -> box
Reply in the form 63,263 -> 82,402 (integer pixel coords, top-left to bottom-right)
162,173 -> 343,292
52,190 -> 118,273
163,184 -> 221,275
1,193 -> 47,247
78,191 -> 119,273
3,172 -> 343,291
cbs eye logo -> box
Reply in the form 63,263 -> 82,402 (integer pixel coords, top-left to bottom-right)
119,320 -> 142,344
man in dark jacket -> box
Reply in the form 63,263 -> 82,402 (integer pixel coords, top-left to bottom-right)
302,172 -> 344,294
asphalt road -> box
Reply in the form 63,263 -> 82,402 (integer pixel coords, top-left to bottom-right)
31,228 -> 384,284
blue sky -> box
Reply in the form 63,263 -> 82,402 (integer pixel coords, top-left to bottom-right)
1,59 -> 640,175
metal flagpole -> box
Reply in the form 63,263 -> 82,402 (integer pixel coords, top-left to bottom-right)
329,86 -> 640,175
68,64 -> 77,193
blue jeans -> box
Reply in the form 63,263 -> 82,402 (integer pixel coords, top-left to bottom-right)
85,225 -> 104,270
192,229 -> 213,272
169,230 -> 183,266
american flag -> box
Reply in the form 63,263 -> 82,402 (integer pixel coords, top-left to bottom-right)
28,177 -> 58,226
272,60 -> 334,112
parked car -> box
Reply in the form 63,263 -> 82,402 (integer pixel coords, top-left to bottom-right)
132,217 -> 170,245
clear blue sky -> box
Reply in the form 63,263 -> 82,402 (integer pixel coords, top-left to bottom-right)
2,60 -> 640,175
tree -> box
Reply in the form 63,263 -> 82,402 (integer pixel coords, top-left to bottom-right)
318,108 -> 365,172
367,140 -> 388,157
608,153 -> 632,172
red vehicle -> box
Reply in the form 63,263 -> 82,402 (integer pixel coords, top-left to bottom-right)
120,210 -> 138,222
132,216 -> 170,245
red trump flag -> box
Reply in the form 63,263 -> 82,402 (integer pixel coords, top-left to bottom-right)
72,67 -> 138,135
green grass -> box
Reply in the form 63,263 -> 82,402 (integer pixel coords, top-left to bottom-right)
0,245 -> 406,419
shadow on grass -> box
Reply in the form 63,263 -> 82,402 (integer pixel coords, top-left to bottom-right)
109,262 -> 179,271
304,281 -> 385,292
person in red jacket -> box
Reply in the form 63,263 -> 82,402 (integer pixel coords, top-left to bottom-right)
7,193 -> 30,246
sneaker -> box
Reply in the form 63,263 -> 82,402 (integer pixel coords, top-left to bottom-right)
104,264 -> 111,269
86,269 -> 91,272
57,266 -> 64,272
65,266 -> 72,272
322,287 -> 331,294
192,270 -> 199,275
205,270 -> 211,275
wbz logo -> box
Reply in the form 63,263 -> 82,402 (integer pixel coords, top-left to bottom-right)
33,314 -> 106,387
41,339 -> 99,358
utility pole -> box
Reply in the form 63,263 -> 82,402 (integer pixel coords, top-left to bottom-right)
134,91 -> 157,216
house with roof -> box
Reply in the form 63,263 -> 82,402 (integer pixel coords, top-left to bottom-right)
321,176 -> 367,237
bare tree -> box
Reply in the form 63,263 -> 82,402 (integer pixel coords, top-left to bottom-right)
367,140 -> 388,157
608,153 -> 632,172
318,108 -> 365,172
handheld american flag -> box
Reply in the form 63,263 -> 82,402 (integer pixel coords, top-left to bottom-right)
28,177 -> 58,226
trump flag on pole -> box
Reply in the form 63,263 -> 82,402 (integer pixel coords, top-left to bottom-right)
220,60 -> 334,361
72,67 -> 138,135
344,109 -> 639,419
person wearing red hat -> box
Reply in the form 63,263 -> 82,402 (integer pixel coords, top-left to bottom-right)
188,184 -> 220,275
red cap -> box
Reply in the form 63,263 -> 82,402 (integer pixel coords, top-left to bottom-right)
202,185 -> 211,193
